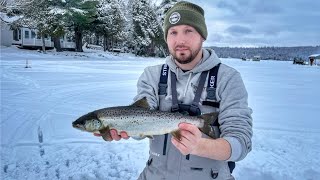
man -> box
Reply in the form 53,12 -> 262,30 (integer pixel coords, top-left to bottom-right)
95,1 -> 252,179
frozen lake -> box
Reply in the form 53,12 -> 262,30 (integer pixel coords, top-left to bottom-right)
1,46 -> 320,180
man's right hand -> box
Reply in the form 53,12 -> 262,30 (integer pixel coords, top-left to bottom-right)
94,129 -> 129,141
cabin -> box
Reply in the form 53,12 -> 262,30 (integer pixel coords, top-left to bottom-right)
12,28 -> 54,49
252,55 -> 261,61
12,27 -> 76,50
308,54 -> 320,66
1,11 -> 75,50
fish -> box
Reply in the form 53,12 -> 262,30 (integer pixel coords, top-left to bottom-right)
72,97 -> 219,141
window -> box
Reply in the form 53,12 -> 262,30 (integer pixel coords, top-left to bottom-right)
24,30 -> 29,39
66,36 -> 73,42
13,29 -> 19,41
31,31 -> 36,39
66,36 -> 71,42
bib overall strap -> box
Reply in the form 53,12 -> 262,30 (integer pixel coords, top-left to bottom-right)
170,71 -> 179,112
185,70 -> 208,160
189,70 -> 208,116
158,64 -> 169,95
203,63 -> 221,108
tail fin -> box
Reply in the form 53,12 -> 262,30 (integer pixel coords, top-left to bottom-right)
199,112 -> 220,139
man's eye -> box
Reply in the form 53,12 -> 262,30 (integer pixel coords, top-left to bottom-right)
186,29 -> 193,33
170,31 -> 177,35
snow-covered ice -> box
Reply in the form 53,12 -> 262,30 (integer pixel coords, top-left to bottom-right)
1,46 -> 320,180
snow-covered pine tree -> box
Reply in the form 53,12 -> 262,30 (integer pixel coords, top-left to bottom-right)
129,0 -> 164,56
62,0 -> 98,52
156,0 -> 179,26
112,0 -> 128,50
0,0 -> 8,12
45,0 -> 69,52
95,0 -> 127,52
9,0 -> 97,52
12,0 -> 53,52
152,0 -> 179,56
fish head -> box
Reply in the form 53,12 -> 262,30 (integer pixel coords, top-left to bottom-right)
72,112 -> 103,132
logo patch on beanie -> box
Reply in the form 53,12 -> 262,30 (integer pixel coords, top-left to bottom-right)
169,12 -> 180,24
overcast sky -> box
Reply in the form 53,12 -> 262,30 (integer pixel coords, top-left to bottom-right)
172,0 -> 320,47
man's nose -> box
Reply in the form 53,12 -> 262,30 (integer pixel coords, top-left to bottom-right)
176,33 -> 187,44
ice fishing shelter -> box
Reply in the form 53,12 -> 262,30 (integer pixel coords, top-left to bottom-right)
308,54 -> 320,66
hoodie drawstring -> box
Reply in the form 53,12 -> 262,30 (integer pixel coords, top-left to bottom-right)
183,72 -> 192,98
175,67 -> 193,98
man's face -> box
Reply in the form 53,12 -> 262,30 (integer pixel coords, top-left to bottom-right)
167,25 -> 204,64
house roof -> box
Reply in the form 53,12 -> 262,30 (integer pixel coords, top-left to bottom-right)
309,54 -> 320,59
0,12 -> 21,23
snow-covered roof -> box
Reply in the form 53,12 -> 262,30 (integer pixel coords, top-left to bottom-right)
309,54 -> 320,59
0,12 -> 21,23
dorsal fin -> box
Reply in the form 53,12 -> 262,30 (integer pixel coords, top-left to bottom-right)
131,97 -> 150,109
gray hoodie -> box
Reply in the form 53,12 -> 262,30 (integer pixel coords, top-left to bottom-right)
134,48 -> 253,180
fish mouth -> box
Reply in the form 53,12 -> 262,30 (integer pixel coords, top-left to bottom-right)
72,121 -> 85,130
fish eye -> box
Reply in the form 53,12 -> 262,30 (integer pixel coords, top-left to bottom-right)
92,119 -> 101,128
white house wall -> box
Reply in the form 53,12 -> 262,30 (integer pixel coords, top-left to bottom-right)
1,22 -> 13,47
22,38 -> 53,47
12,27 -> 75,49
60,34 -> 76,49
20,28 -> 54,48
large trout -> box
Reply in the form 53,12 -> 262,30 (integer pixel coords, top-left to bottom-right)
72,97 -> 219,140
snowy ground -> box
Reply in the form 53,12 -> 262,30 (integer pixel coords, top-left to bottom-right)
1,46 -> 320,180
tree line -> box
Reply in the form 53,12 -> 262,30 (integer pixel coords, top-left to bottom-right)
211,46 -> 320,61
3,0 -> 179,56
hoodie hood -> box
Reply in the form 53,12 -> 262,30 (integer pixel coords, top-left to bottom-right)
165,48 -> 221,74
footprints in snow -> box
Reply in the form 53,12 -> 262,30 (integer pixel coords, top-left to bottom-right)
38,126 -> 45,157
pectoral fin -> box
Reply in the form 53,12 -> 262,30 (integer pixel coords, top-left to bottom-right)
99,126 -> 112,141
171,130 -> 182,141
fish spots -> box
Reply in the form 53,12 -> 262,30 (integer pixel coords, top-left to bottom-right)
132,120 -> 140,125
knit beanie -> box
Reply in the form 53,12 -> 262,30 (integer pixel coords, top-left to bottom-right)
163,1 -> 207,41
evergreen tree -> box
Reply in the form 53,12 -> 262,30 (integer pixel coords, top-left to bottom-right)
46,0 -> 69,52
0,0 -> 8,12
13,0 -> 54,52
9,0 -> 89,52
95,0 -> 127,51
62,0 -> 98,52
129,0 -> 164,56
157,0 -> 179,26
7,0 -> 177,56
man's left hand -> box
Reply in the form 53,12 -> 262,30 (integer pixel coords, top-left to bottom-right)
171,123 -> 202,155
